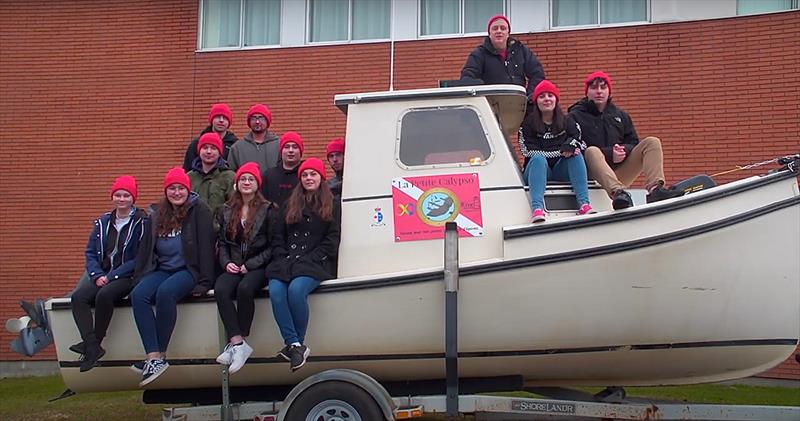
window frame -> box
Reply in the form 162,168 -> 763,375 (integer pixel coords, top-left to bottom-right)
395,105 -> 495,170
418,0 -> 507,39
197,0 -> 282,52
549,0 -> 651,30
306,0 -> 392,45
736,0 -> 799,16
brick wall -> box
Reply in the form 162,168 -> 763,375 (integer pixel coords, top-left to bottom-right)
1,1 -> 798,379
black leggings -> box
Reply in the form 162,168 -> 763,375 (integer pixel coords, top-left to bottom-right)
214,269 -> 266,340
71,276 -> 136,343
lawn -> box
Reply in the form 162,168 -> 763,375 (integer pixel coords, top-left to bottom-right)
0,376 -> 797,420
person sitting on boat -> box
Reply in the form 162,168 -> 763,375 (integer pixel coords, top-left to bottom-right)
266,158 -> 340,372
188,132 -> 235,230
568,71 -> 684,209
261,131 -> 304,207
130,167 -> 215,387
460,14 -> 545,100
70,175 -> 146,372
325,137 -> 345,199
182,103 -> 238,172
214,162 -> 274,374
519,80 -> 593,222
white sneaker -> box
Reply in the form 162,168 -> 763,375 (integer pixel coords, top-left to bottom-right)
216,343 -> 235,365
228,341 -> 253,374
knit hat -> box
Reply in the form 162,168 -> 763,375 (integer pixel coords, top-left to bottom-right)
110,175 -> 138,203
297,158 -> 326,181
487,14 -> 510,33
196,132 -> 223,154
163,167 -> 191,191
532,80 -> 560,103
207,103 -> 232,125
279,131 -> 305,156
584,71 -> 612,96
246,104 -> 272,128
235,162 -> 263,187
326,138 -> 345,156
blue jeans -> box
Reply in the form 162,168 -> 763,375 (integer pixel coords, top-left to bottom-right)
130,269 -> 195,354
268,276 -> 320,345
524,154 -> 590,210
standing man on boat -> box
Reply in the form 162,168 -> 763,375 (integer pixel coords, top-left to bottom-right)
460,14 -> 545,99
325,137 -> 345,198
182,103 -> 238,172
568,71 -> 684,209
261,131 -> 304,207
227,104 -> 280,172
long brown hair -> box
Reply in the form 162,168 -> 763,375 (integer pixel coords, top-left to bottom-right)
226,189 -> 269,241
526,99 -> 566,134
285,182 -> 333,224
156,196 -> 189,236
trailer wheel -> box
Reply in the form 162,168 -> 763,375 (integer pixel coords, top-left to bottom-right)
284,380 -> 384,421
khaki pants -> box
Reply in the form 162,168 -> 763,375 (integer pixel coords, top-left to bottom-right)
584,136 -> 665,195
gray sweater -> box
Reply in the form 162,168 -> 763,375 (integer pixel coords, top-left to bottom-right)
227,131 -> 280,172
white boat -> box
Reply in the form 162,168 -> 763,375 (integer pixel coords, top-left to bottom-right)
45,85 -> 800,396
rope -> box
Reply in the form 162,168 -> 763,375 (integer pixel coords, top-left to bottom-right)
710,156 -> 789,178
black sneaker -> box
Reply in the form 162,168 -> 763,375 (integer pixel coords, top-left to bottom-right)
611,189 -> 634,210
277,345 -> 291,362
288,344 -> 310,372
139,359 -> 169,387
79,343 -> 105,372
69,341 -> 86,355
646,184 -> 684,203
130,360 -> 146,374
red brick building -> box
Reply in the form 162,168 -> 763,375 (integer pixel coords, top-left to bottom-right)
1,0 -> 797,380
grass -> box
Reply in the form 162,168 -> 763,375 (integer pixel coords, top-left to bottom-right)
0,376 -> 797,420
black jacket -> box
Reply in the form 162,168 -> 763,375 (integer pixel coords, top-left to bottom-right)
460,37 -> 545,98
216,202 -> 273,271
519,113 -> 586,167
182,127 -> 239,172
265,201 -> 341,282
568,98 -> 639,166
134,193 -> 216,294
261,162 -> 301,207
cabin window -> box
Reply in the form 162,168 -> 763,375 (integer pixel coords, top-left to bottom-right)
398,107 -> 492,168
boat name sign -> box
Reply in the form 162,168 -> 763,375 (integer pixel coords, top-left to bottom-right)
511,400 -> 576,414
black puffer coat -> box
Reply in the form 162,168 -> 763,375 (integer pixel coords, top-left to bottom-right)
568,98 -> 639,167
460,37 -> 545,98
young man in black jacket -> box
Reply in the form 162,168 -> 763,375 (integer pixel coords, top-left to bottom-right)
568,71 -> 683,209
182,103 -> 238,172
261,131 -> 304,207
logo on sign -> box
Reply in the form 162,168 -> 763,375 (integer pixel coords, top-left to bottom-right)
371,207 -> 385,227
511,400 -> 576,414
416,188 -> 460,226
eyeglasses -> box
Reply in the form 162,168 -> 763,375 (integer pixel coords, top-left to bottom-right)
249,115 -> 267,121
238,176 -> 258,183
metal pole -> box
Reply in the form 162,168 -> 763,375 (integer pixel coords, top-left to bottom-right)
444,222 -> 459,418
219,315 -> 233,420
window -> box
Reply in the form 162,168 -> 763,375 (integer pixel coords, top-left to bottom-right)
737,0 -> 798,15
552,0 -> 647,28
420,0 -> 505,36
200,0 -> 280,50
308,0 -> 390,43
398,107 -> 492,167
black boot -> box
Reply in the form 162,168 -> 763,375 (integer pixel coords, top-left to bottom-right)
611,189 -> 633,210
69,342 -> 86,355
79,339 -> 105,372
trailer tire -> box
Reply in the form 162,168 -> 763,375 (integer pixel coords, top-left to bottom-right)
284,380 -> 384,421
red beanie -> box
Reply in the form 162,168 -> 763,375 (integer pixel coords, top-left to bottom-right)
487,14 -> 510,33
584,71 -> 612,96
326,138 -> 345,155
235,162 -> 263,187
246,104 -> 272,128
532,80 -> 560,103
196,132 -> 223,154
297,158 -> 326,181
207,103 -> 232,125
111,175 -> 138,203
163,167 -> 191,192
279,131 -> 304,156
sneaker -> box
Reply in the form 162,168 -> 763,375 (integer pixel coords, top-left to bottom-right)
646,184 -> 685,204
216,343 -> 235,366
577,204 -> 596,215
79,342 -> 105,372
531,209 -> 546,223
288,344 -> 310,372
277,345 -> 291,362
139,359 -> 169,387
129,360 -> 146,374
228,341 -> 253,374
611,190 -> 633,210
69,341 -> 86,355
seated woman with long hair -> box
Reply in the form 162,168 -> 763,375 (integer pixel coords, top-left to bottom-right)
214,162 -> 274,373
266,158 -> 340,372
